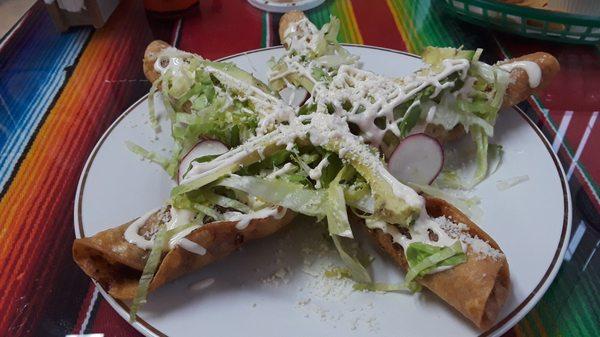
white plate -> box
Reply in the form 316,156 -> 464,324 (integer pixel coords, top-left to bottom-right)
74,45 -> 571,337
247,0 -> 325,13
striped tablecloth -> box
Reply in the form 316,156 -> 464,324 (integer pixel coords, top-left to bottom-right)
0,1 -> 598,336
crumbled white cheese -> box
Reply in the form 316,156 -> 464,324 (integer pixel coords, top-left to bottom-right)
434,216 -> 503,260
261,267 -> 291,286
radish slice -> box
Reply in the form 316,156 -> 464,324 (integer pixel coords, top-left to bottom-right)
388,133 -> 444,185
179,140 -> 228,182
279,87 -> 309,107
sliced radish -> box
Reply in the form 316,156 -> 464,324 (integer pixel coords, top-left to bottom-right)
388,133 -> 444,185
179,140 -> 228,182
279,86 -> 309,107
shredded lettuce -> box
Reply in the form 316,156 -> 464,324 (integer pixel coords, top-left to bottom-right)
353,282 -> 409,293
126,141 -> 177,177
398,100 -> 422,138
422,47 -> 476,69
323,166 -> 373,283
331,236 -> 372,284
134,52 -> 275,179
419,47 -> 511,187
434,170 -> 465,190
317,134 -> 421,227
193,203 -> 223,221
175,120 -> 421,228
268,15 -> 357,93
324,268 -> 409,293
147,84 -> 160,132
204,191 -> 252,213
324,267 -> 352,279
317,153 -> 343,188
291,152 -> 317,178
325,167 -> 353,238
404,241 -> 466,291
434,142 -> 503,191
172,135 -> 286,196
171,96 -> 257,151
130,227 -> 168,322
408,182 -> 483,221
217,175 -> 325,217
470,126 -> 489,187
487,143 -> 504,176
424,94 -> 495,137
171,192 -> 223,220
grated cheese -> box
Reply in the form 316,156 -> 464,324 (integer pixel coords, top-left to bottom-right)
434,216 -> 503,260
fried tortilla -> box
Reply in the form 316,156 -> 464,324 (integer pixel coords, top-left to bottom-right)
368,197 -> 510,330
73,207 -> 295,300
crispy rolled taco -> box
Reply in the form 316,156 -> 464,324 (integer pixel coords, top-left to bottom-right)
74,206 -> 294,300
77,43 -> 299,302
276,11 -> 559,145
366,197 -> 509,330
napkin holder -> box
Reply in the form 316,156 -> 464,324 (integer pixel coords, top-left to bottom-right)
44,0 -> 121,31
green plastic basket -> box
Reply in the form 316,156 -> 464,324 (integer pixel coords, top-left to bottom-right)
442,0 -> 600,45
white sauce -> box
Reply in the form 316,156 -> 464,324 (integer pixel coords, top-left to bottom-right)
147,21 -> 509,266
499,61 -> 541,88
309,156 -> 329,182
124,208 -> 161,250
165,207 -> 202,252
267,163 -> 296,179
203,65 -> 297,135
370,215 -> 502,275
425,105 -> 437,123
153,47 -> 296,136
282,17 -> 320,56
369,211 -> 463,275
178,238 -> 207,255
179,141 -> 229,182
273,19 -> 482,149
222,207 -> 285,230
369,210 -> 457,250
153,47 -> 195,77
124,206 -> 207,255
253,112 -> 425,208
165,208 -> 196,231
182,147 -> 251,184
309,59 -> 469,146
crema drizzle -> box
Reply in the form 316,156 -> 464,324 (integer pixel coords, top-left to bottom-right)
499,60 -> 541,88
222,207 -> 287,230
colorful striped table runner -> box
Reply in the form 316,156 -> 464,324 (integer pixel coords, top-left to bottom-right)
0,1 -> 597,336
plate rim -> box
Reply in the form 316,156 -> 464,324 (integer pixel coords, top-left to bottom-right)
246,0 -> 326,13
73,44 -> 572,337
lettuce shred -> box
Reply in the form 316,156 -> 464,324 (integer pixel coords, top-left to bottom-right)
353,282 -> 409,293
416,47 -> 511,187
404,241 -> 466,291
130,227 -> 168,322
267,15 -> 358,93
